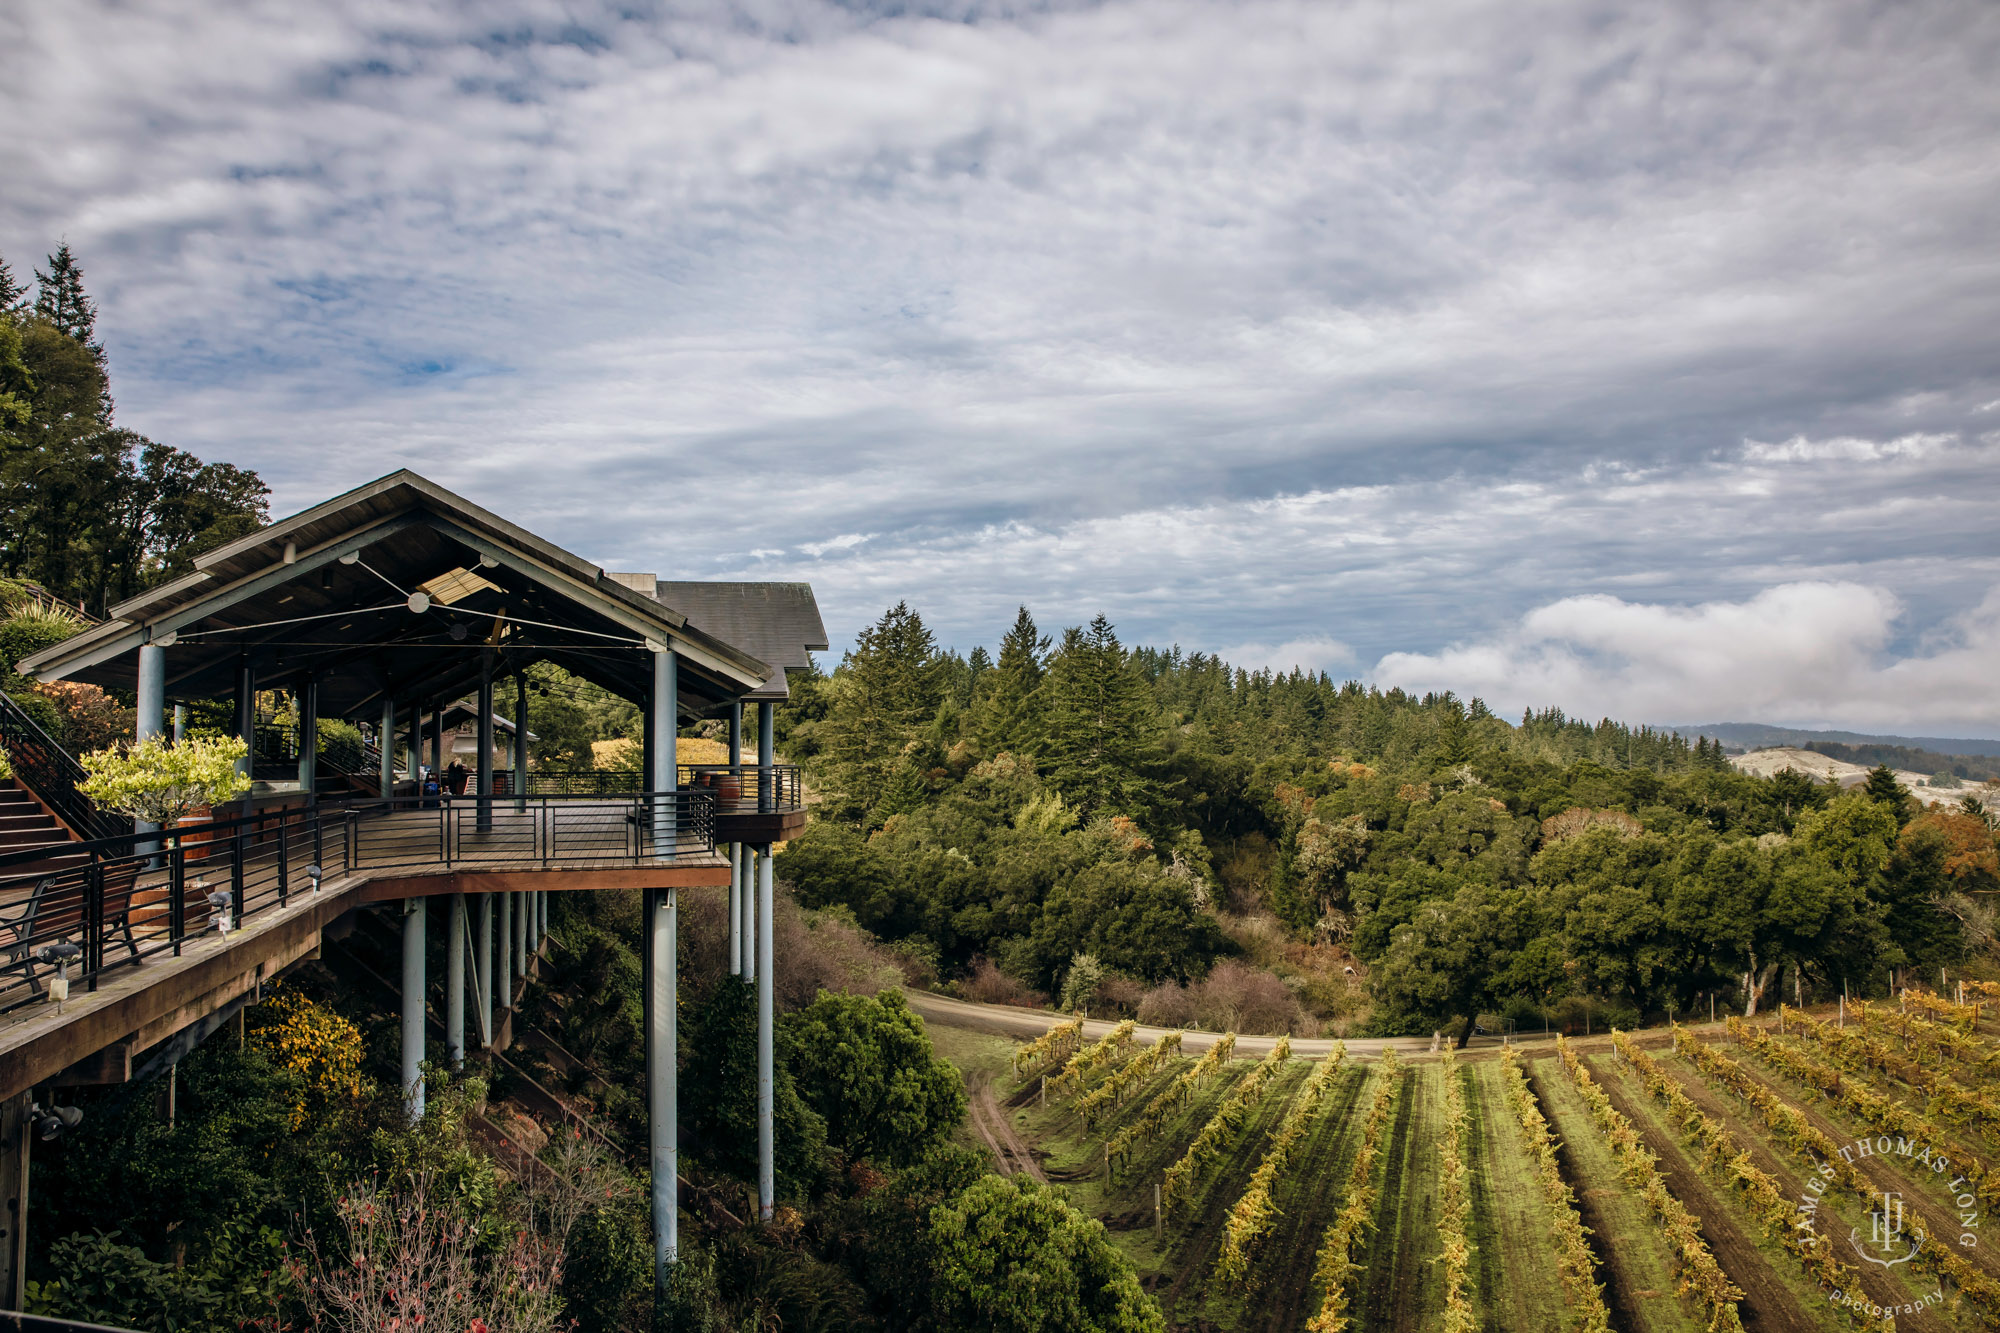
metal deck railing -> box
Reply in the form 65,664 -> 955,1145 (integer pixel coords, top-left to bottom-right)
0,789 -> 716,1016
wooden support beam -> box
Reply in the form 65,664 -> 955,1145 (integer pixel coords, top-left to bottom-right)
49,1042 -> 131,1088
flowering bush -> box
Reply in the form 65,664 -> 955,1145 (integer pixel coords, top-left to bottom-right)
78,734 -> 249,824
248,991 -> 364,1130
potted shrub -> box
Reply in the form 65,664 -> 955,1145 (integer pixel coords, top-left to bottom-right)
79,735 -> 251,860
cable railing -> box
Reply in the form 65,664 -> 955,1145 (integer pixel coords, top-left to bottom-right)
0,688 -> 125,841
0,789 -> 716,1016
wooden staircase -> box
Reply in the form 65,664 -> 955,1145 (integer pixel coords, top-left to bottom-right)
0,779 -> 88,879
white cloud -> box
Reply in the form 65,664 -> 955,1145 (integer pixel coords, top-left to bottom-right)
1373,582 -> 2000,733
1213,636 -> 1356,676
2,1 -> 1999,731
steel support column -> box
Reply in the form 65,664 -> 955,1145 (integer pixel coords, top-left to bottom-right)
757,843 -> 775,1220
651,647 -> 678,853
742,846 -> 757,983
379,699 -> 397,797
235,659 -> 255,780
446,893 -> 466,1067
297,675 -> 319,803
135,644 -> 165,847
477,892 -> 494,1047
476,652 -> 495,833
498,890 -> 513,1019
646,886 -> 679,1284
728,844 -> 742,977
402,897 -> 427,1123
513,672 -> 529,812
430,702 -> 444,776
758,701 -> 775,811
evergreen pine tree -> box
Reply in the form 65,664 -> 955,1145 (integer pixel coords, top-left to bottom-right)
1040,614 -> 1168,820
1863,763 -> 1910,813
974,606 -> 1049,756
821,602 -> 946,823
34,244 -> 100,352
0,255 -> 25,312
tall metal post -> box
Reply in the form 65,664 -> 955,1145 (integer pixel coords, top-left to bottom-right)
402,897 -> 427,1123
429,702 -> 444,775
235,658 -> 256,780
520,880 -> 536,976
476,652 -> 495,833
296,674 -> 319,802
758,701 -> 775,811
651,647 -> 678,853
728,844 -> 743,977
646,886 -> 679,1285
513,672 -> 529,812
728,702 -> 743,975
172,703 -> 185,743
743,847 -> 758,983
498,891 -> 513,1020
757,844 -> 775,1219
446,893 -> 466,1067
135,643 -> 165,845
379,699 -> 397,797
477,892 -> 495,1046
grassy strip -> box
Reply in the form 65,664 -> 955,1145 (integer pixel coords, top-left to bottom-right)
1612,1032 -> 1892,1331
1438,1047 -> 1476,1333
1107,1033 -> 1236,1177
1079,1029 -> 1185,1128
1557,1036 -> 1747,1333
1161,1036 -> 1290,1214
1011,1015 -> 1084,1076
1304,1049 -> 1402,1333
1050,1018 -> 1137,1099
1499,1049 -> 1612,1331
1213,1043 -> 1346,1282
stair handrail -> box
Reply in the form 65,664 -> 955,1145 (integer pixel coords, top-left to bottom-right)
0,686 -> 127,840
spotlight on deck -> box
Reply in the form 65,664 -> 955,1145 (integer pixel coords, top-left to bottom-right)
30,1104 -> 82,1141
34,940 -> 82,1006
208,889 -> 237,935
307,864 -> 323,894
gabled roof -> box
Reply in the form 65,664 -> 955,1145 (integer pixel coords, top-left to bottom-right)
18,470 -> 791,718
651,581 -> 828,700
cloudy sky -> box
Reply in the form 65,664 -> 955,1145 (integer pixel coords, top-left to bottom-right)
5,1 -> 1998,735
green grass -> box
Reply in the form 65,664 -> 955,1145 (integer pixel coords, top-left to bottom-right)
1529,1055 -> 1706,1333
1461,1060 -> 1571,1332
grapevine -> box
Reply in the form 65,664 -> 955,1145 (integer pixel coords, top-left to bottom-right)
1612,1032 -> 1892,1331
1732,1015 -> 2000,1211
1161,1036 -> 1291,1214
1683,1025 -> 2000,1325
1498,1048 -> 1611,1331
1556,1036 -> 1746,1333
1050,1018 -> 1137,1099
1856,998 -> 1995,1072
1784,1004 -> 2000,1142
1107,1033 -> 1236,1175
1214,1044 -> 1346,1282
1304,1049 -> 1401,1333
1078,1029 -> 1185,1126
1436,1046 -> 1477,1333
1012,1015 -> 1085,1076
1902,987 -> 1980,1033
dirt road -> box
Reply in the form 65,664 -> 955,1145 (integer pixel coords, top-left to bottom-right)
906,989 -> 1443,1056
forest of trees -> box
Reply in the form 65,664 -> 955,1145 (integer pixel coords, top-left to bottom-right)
1,245 -> 269,615
780,602 -> 2000,1044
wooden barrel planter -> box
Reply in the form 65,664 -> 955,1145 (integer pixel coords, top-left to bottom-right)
174,807 -> 215,862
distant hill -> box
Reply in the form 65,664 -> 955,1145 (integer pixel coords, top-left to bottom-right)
1665,722 -> 2000,760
